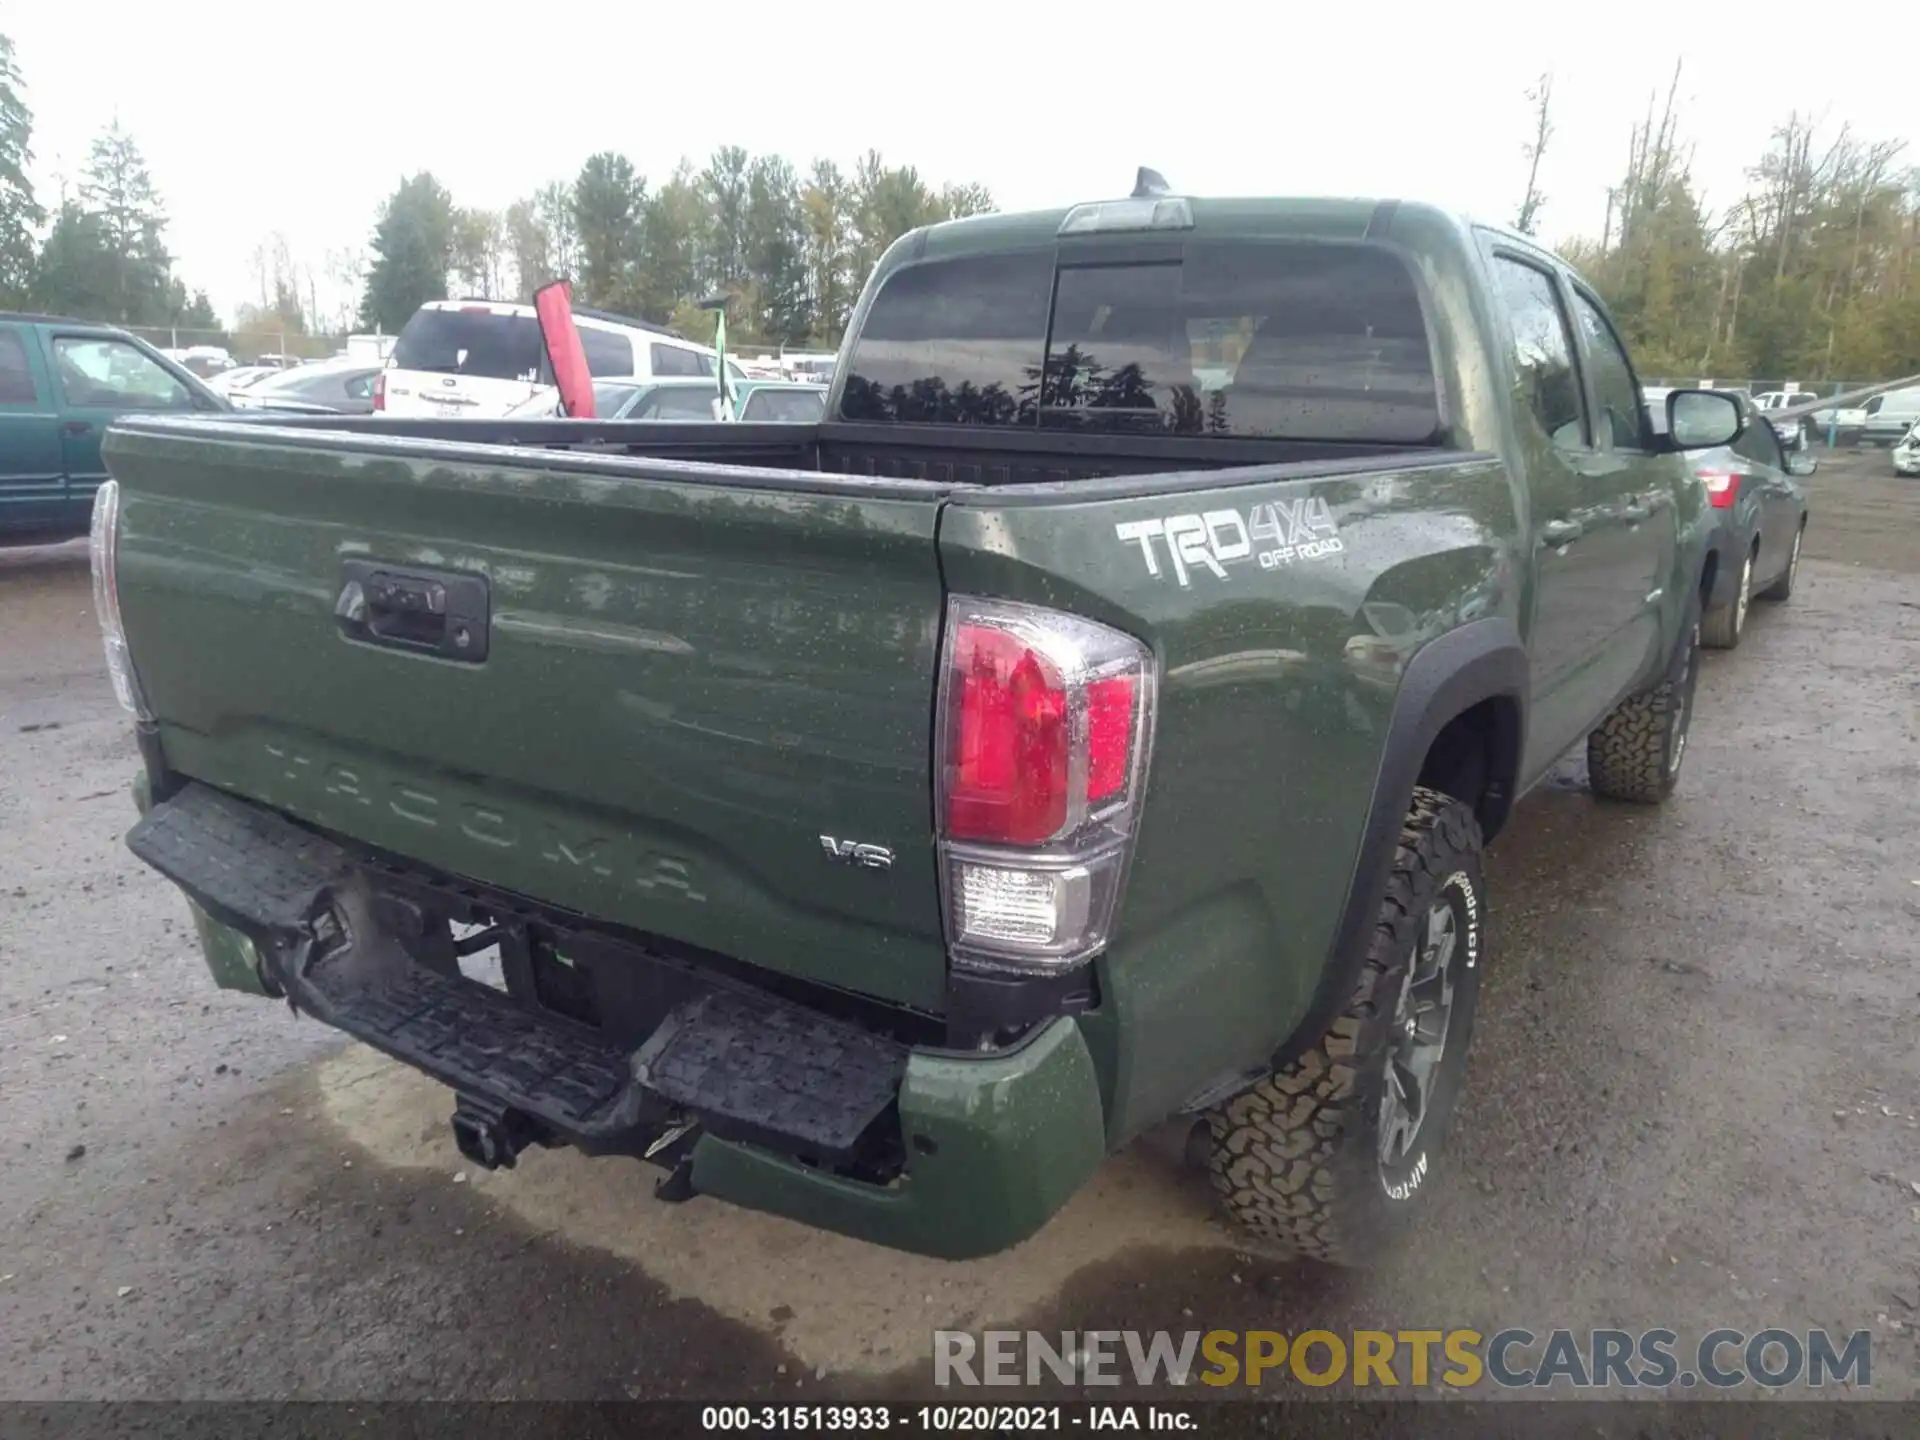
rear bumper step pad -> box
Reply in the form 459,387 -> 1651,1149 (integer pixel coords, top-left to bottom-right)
128,782 -> 907,1160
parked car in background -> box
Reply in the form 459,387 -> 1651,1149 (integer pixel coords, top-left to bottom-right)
517,376 -> 826,422
251,353 -> 303,371
180,345 -> 237,380
1893,422 -> 1920,477
377,300 -> 741,420
580,377 -> 723,420
1648,388 -> 1812,648
1861,386 -> 1920,447
1807,399 -> 1869,444
1750,391 -> 1811,451
206,365 -> 278,399
737,381 -> 827,422
0,311 -> 225,543
234,359 -> 382,415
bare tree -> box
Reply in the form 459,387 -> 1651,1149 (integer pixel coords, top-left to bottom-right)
1515,73 -> 1554,235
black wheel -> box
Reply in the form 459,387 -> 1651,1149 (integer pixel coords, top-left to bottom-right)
1700,544 -> 1752,649
1587,609 -> 1700,803
1205,787 -> 1484,1264
1758,523 -> 1803,602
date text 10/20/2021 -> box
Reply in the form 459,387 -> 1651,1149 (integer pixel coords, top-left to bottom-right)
702,1407 -> 1190,1431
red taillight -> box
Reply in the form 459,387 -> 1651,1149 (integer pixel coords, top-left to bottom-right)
947,626 -> 1071,845
1702,471 -> 1738,509
936,598 -> 1156,970
372,371 -> 386,411
1085,675 -> 1136,803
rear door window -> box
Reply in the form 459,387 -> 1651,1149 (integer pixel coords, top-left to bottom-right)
579,327 -> 634,377
391,308 -> 542,381
1492,256 -> 1588,452
1568,289 -> 1647,451
650,343 -> 709,378
0,328 -> 40,405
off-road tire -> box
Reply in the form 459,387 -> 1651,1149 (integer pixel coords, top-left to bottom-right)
1700,545 -> 1752,650
1586,608 -> 1701,803
1204,787 -> 1485,1265
1758,524 -> 1803,602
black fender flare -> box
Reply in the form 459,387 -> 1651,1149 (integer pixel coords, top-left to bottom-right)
1274,617 -> 1528,1068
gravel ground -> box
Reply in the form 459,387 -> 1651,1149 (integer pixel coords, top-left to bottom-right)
1,448 -> 1916,1402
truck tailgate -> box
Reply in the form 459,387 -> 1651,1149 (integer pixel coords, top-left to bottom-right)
106,420 -> 951,1012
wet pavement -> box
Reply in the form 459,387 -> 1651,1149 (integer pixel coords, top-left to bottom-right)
2,450 -> 1917,1401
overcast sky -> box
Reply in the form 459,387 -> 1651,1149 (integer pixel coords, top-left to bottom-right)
9,1 -> 1912,327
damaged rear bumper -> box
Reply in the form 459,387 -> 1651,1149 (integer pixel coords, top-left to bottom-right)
128,779 -> 1107,1260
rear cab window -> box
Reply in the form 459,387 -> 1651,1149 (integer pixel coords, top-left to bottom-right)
392,308 -> 541,382
838,241 -> 1442,443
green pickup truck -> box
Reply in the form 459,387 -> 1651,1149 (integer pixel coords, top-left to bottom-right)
0,312 -> 226,545
97,182 -> 1746,1263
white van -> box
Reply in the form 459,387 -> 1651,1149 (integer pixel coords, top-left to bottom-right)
375,300 -> 730,419
1861,385 -> 1920,447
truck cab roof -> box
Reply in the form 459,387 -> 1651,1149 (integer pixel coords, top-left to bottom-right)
899,193 -> 1470,265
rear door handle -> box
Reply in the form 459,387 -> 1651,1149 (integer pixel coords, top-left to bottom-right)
1543,519 -> 1583,547
61,420 -> 92,436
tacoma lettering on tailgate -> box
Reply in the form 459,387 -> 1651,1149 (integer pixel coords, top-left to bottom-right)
263,743 -> 706,901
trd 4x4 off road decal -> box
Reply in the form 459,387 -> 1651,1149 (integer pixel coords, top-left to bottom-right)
1114,496 -> 1344,587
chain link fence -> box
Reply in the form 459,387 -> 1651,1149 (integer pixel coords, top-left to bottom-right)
121,325 -> 371,373
1643,377 -> 1889,447
1643,377 -> 1873,398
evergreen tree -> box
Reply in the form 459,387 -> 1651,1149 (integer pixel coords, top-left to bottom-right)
76,122 -> 172,324
358,173 -> 455,332
0,32 -> 41,307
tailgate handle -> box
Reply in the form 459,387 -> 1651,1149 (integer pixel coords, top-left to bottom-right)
335,560 -> 489,662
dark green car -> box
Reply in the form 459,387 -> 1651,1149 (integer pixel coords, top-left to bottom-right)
97,182 -> 1744,1262
0,313 -> 225,544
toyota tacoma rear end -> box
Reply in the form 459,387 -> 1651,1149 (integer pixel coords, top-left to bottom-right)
96,177 -> 1734,1261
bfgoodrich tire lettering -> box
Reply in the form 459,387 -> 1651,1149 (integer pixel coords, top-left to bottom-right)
1586,614 -> 1700,804
1205,787 -> 1484,1264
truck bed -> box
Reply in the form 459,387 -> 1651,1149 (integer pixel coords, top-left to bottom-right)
104,410 -> 1497,1059
205,411 -> 1440,490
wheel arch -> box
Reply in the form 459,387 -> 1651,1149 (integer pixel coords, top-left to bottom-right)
1275,618 -> 1527,1067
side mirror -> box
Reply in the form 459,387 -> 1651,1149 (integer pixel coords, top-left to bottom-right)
1787,451 -> 1818,477
1666,389 -> 1742,450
